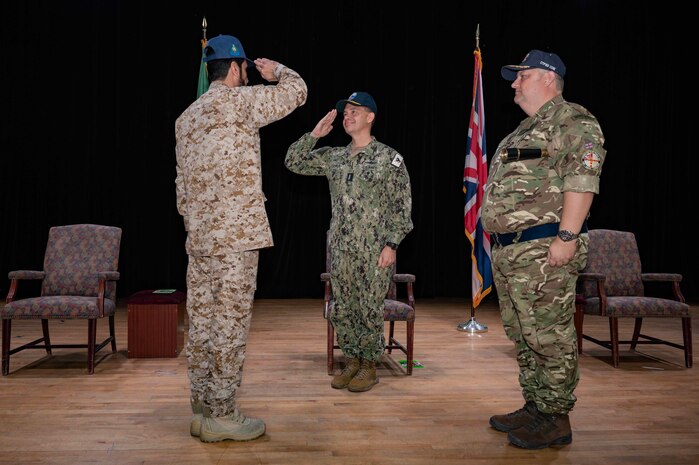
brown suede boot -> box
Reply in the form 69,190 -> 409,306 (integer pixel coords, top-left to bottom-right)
331,357 -> 360,389
348,359 -> 379,392
507,410 -> 572,449
489,401 -> 537,432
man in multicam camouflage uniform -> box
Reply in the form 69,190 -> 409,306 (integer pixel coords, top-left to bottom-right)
482,50 -> 605,449
175,34 -> 307,443
285,92 -> 413,392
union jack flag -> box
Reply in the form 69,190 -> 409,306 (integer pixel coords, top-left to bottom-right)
463,48 -> 493,308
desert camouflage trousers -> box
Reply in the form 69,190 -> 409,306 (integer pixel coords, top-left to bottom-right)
492,235 -> 588,415
186,251 -> 258,417
330,248 -> 392,362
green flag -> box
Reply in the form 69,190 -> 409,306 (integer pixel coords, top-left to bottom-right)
197,40 -> 209,98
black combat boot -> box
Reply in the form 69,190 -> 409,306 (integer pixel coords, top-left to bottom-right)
507,410 -> 572,449
489,401 -> 537,432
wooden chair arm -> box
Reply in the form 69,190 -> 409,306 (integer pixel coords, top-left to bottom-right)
578,272 -> 606,282
641,273 -> 682,283
577,273 -> 608,316
641,273 -> 685,303
95,272 -> 119,318
8,270 -> 45,280
97,271 -> 120,281
393,274 -> 415,283
6,271 -> 46,304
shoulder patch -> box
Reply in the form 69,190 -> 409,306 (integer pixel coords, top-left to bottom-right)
391,153 -> 403,167
582,151 -> 601,170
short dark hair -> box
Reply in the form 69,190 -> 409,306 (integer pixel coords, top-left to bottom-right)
207,58 -> 246,82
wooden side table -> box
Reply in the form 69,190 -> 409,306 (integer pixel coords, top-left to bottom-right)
127,290 -> 186,358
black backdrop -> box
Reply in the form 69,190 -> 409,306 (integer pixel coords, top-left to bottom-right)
1,1 -> 695,303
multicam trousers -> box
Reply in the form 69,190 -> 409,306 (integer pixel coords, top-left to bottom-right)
186,251 -> 258,417
330,247 -> 392,362
491,235 -> 588,415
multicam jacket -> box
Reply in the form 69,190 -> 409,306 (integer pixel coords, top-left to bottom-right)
482,95 -> 605,234
285,133 -> 413,252
175,65 -> 307,256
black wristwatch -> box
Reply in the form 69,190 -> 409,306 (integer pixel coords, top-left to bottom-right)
386,242 -> 399,250
557,229 -> 578,242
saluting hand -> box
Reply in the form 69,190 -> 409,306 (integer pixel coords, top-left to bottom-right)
311,109 -> 337,138
254,58 -> 279,82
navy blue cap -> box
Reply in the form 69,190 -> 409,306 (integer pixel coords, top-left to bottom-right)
203,34 -> 254,67
336,91 -> 377,114
501,50 -> 566,81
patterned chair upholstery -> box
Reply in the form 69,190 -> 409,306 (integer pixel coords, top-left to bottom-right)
321,233 -> 416,375
574,229 -> 692,367
2,224 -> 122,375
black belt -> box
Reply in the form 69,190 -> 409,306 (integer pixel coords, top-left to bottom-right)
491,222 -> 588,247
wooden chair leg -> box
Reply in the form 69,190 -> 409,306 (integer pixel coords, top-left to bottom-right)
630,317 -> 643,351
609,317 -> 620,367
41,319 -> 52,355
109,315 -> 117,352
87,319 -> 97,375
574,302 -> 584,353
406,319 -> 414,376
327,320 -> 334,375
387,321 -> 395,354
2,319 -> 10,376
682,317 -> 693,368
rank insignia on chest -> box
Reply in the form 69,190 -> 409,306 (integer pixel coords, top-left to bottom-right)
582,151 -> 601,170
391,154 -> 403,167
499,147 -> 549,163
346,173 -> 353,183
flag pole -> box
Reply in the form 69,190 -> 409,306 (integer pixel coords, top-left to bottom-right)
196,17 -> 210,98
458,24 -> 489,334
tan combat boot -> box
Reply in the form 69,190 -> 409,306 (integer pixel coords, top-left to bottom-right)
507,410 -> 572,449
489,401 -> 537,432
331,357 -> 360,389
348,359 -> 379,392
190,400 -> 204,437
199,408 -> 266,443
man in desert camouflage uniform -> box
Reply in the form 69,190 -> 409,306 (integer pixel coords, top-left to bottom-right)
175,34 -> 307,442
285,92 -> 413,392
482,50 -> 605,449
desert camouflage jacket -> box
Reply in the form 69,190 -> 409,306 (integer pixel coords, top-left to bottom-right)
175,65 -> 307,256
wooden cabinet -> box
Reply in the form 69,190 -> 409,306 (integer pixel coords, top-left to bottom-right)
127,290 -> 186,358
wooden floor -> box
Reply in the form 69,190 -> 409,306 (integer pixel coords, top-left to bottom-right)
1,298 -> 698,465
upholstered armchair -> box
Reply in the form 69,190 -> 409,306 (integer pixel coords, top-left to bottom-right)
575,229 -> 692,367
2,224 -> 122,375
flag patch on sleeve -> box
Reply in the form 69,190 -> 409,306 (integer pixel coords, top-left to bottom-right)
582,151 -> 601,170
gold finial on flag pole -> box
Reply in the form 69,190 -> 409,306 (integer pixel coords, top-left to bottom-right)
202,17 -> 208,45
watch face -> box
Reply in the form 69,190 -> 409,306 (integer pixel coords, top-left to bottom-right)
558,230 -> 577,242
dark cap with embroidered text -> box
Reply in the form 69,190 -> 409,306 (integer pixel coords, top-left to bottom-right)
501,50 -> 566,81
